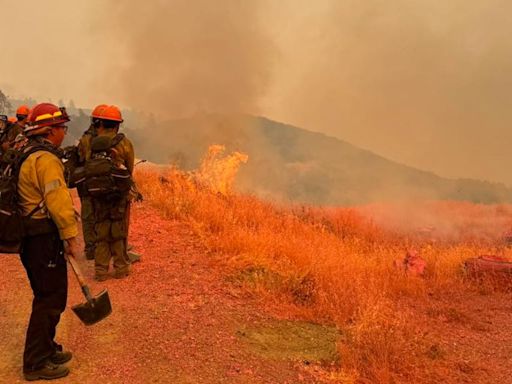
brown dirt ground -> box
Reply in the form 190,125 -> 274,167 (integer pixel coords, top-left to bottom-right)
403,290 -> 512,384
0,202 -> 322,383
3,200 -> 512,383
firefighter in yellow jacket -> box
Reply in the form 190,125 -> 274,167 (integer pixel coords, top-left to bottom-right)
18,103 -> 80,380
86,105 -> 134,281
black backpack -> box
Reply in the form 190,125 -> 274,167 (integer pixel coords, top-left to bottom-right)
0,141 -> 61,253
71,133 -> 132,200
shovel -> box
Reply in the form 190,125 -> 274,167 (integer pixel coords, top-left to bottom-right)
67,256 -> 112,325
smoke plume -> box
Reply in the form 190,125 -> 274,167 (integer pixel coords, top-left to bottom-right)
92,0 -> 275,118
90,0 -> 512,187
263,0 -> 512,184
4,0 -> 512,193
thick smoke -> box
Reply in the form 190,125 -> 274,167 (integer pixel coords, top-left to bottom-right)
0,1 -> 97,104
90,0 -> 512,188
3,0 -> 510,199
264,0 -> 512,185
92,0 -> 275,118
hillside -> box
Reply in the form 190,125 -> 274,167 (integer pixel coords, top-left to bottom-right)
8,93 -> 510,205
7,92 -> 509,205
118,114 -> 512,205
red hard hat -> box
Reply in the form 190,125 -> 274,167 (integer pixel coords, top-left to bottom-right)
25,103 -> 70,136
16,105 -> 30,116
97,105 -> 123,122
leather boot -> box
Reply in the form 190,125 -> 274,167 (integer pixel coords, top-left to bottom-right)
50,350 -> 72,365
114,268 -> 129,279
24,360 -> 69,381
94,273 -> 108,282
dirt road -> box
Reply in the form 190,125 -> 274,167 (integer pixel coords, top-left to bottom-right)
0,202 -> 319,383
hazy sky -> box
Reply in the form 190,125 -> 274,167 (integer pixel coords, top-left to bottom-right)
1,0 -> 512,186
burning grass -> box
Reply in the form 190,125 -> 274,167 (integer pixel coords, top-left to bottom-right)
134,161 -> 512,383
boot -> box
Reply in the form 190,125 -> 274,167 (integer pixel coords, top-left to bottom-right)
114,268 -> 130,279
50,350 -> 72,365
94,273 -> 108,282
24,360 -> 69,381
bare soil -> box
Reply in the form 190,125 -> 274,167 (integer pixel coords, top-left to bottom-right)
406,290 -> 512,384
0,202 -> 329,383
3,200 -> 512,383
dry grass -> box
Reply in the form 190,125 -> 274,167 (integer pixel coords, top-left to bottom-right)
134,164 -> 512,383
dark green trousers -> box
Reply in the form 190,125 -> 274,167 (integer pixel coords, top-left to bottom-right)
92,196 -> 130,277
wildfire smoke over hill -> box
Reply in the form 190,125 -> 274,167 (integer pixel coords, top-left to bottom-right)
3,1 -> 512,184
84,0 -> 512,186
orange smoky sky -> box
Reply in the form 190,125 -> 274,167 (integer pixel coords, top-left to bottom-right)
0,1 -> 100,104
1,0 -> 512,185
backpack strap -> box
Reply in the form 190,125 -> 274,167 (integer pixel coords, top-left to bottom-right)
111,133 -> 125,147
15,141 -> 63,218
26,199 -> 45,218
18,140 -> 63,163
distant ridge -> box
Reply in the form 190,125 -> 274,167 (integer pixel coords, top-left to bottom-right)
70,113 -> 512,205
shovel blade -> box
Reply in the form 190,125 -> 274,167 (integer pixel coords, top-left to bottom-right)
71,289 -> 112,326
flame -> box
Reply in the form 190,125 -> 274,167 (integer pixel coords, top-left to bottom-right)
195,144 -> 248,195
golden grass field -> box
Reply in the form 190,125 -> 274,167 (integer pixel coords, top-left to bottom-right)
134,159 -> 512,384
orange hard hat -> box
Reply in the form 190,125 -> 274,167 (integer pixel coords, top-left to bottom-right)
91,104 -> 108,119
25,103 -> 70,136
97,105 -> 123,122
8,116 -> 17,123
16,105 -> 30,116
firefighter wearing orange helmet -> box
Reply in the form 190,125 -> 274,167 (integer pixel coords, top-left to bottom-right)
76,104 -> 107,260
82,105 -> 134,281
17,103 -> 80,380
0,104 -> 29,154
0,115 -> 9,152
16,104 -> 30,126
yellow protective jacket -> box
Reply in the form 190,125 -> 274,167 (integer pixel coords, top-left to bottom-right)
18,149 -> 79,240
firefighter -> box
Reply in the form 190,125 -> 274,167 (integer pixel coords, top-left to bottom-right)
0,105 -> 30,153
16,104 -> 30,127
18,103 -> 80,380
77,104 -> 107,260
0,114 -> 8,147
88,105 -> 134,281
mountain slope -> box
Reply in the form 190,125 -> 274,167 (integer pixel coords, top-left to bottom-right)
71,113 -> 512,205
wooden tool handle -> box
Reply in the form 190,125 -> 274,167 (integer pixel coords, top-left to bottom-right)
66,255 -> 93,303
